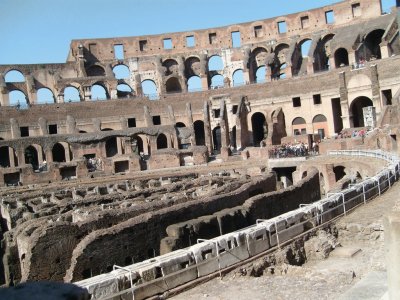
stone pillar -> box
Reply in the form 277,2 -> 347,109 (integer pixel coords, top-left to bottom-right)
329,57 -> 336,70
199,54 -> 209,90
370,64 -> 381,111
203,101 -> 213,153
0,74 -> 9,106
219,99 -> 230,148
117,137 -> 123,155
83,86 -> 91,101
265,66 -> 272,83
64,146 -> 71,162
38,117 -> 48,135
384,212 -> 400,300
285,65 -> 293,78
10,118 -> 20,139
45,147 -> 53,163
143,106 -> 152,127
9,148 -> 17,167
167,105 -> 176,125
338,72 -> 351,128
380,43 -> 390,59
348,51 -> 357,67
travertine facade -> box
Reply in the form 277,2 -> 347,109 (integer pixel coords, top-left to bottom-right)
0,0 -> 399,291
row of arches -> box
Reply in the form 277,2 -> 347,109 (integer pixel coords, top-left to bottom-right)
0,143 -> 72,170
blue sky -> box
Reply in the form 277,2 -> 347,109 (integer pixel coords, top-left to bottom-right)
0,0 -> 396,65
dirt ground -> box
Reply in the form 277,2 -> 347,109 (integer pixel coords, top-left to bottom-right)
171,181 -> 399,300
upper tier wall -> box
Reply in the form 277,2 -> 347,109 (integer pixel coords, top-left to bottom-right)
67,0 -> 382,61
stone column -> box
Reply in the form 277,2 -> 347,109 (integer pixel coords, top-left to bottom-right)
199,54 -> 209,90
380,43 -> 390,59
338,72 -> 351,128
384,212 -> 400,300
348,51 -> 357,67
9,148 -> 17,167
203,101 -> 213,153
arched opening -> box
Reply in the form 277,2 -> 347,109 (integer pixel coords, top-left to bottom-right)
117,84 -> 134,99
314,34 -> 334,72
255,66 -> 266,83
52,143 -> 66,163
112,64 -> 130,79
131,136 -> 144,155
86,65 -> 106,77
185,56 -> 201,78
141,80 -> 158,100
5,70 -> 25,82
232,69 -> 245,87
271,43 -> 289,79
101,128 -> 113,131
292,117 -> 306,135
176,122 -> 186,128
24,145 -> 40,170
333,166 -> 346,181
9,90 -> 29,108
165,77 -> 182,93
210,75 -> 224,89
0,146 -> 18,167
105,137 -> 118,157
251,112 -> 267,146
301,40 -> 312,57
64,86 -> 81,102
312,114 -> 328,140
36,88 -> 55,104
194,120 -> 205,146
350,96 -> 374,127
363,29 -> 385,60
302,171 -> 308,179
157,134 -> 168,149
162,59 -> 179,76
334,48 -> 349,68
187,76 -> 202,92
208,55 -> 224,71
212,126 -> 221,152
91,84 -> 108,101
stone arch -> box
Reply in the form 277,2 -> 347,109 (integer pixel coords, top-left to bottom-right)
194,120 -> 205,146
334,48 -> 349,68
208,55 -> 224,71
184,56 -> 201,78
64,86 -> 81,102
292,38 -> 312,76
292,117 -> 306,135
156,134 -> 168,149
362,29 -> 385,60
36,88 -> 55,104
131,135 -> 144,155
86,65 -> 106,77
9,90 -> 29,108
251,112 -> 267,146
272,43 -> 289,78
255,66 -> 266,83
187,76 -> 202,92
250,47 -> 269,81
333,165 -> 346,181
52,142 -> 72,163
232,69 -> 245,86
112,64 -> 130,79
141,80 -> 158,99
312,114 -> 328,139
162,59 -> 179,76
0,146 -> 18,167
350,96 -> 374,127
212,126 -> 222,152
347,74 -> 372,89
105,137 -> 118,157
24,144 -> 45,170
116,83 -> 134,99
91,83 -> 108,101
313,34 -> 334,72
210,74 -> 224,89
165,77 -> 182,93
4,69 -> 25,82
176,122 -> 186,128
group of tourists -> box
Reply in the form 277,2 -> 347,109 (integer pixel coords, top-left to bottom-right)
268,141 -> 319,158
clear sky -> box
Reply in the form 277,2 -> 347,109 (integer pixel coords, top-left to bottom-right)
0,0 -> 396,65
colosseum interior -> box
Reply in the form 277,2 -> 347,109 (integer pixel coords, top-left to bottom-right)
0,0 -> 400,299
